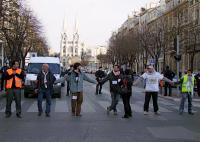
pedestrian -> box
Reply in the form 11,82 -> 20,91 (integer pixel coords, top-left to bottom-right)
63,62 -> 97,117
0,63 -> 9,91
133,65 -> 173,115
163,66 -> 175,96
95,66 -> 106,95
100,64 -> 123,115
120,69 -> 133,118
178,69 -> 195,115
35,64 -> 56,117
5,60 -> 25,118
195,69 -> 200,97
66,65 -> 73,96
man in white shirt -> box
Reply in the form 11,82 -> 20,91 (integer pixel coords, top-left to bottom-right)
133,65 -> 173,115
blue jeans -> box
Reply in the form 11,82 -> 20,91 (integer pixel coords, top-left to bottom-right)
109,92 -> 120,112
179,92 -> 192,113
38,89 -> 51,114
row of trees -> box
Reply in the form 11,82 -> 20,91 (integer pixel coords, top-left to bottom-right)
0,0 -> 48,68
99,7 -> 200,72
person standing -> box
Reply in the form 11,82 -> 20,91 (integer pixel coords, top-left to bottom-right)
133,65 -> 173,115
95,67 -> 106,95
163,66 -> 175,96
195,69 -> 200,97
35,64 -> 56,117
0,63 -> 9,91
179,69 -> 195,115
63,62 -> 97,116
100,65 -> 123,115
120,69 -> 133,118
5,60 -> 24,118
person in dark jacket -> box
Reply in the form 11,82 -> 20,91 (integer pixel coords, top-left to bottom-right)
66,65 -> 73,96
163,66 -> 175,96
35,64 -> 56,117
195,69 -> 200,97
0,63 -> 9,91
95,67 -> 106,95
121,69 -> 133,118
5,60 -> 24,118
100,65 -> 123,115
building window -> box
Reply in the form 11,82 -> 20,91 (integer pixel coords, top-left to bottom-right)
190,0 -> 194,5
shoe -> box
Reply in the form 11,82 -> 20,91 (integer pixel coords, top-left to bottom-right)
16,113 -> 22,118
5,113 -> 11,118
144,111 -> 148,115
122,115 -> 129,118
154,111 -> 160,115
76,114 -> 82,117
106,107 -> 110,115
46,113 -> 50,117
128,114 -> 132,117
38,112 -> 42,116
188,112 -> 194,115
99,92 -> 102,94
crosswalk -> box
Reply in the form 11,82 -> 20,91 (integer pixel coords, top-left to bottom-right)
0,98 -> 199,114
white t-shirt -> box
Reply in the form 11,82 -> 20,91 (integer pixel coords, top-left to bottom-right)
141,72 -> 164,92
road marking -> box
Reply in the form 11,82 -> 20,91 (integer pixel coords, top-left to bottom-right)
27,101 -> 45,112
82,102 -> 96,112
0,101 -> 24,112
98,101 -> 121,112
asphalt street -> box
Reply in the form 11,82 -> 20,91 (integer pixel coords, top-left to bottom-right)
0,74 -> 200,142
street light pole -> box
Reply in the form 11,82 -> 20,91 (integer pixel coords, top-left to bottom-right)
176,35 -> 180,95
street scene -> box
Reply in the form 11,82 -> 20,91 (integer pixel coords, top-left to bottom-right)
0,77 -> 200,142
0,0 -> 200,142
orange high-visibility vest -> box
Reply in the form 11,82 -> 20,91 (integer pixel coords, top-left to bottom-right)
6,68 -> 22,89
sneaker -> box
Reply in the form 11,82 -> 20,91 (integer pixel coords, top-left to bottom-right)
188,112 -> 194,115
46,113 -> 50,117
154,111 -> 160,115
144,111 -> 148,115
16,113 -> 22,118
113,111 -> 118,115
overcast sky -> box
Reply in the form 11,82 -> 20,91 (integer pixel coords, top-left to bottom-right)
25,0 -> 153,52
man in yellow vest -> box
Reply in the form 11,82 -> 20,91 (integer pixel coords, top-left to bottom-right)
5,60 -> 24,118
179,69 -> 195,115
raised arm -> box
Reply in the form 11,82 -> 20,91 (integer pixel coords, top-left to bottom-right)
83,73 -> 97,84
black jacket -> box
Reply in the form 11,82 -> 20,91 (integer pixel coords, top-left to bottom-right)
164,69 -> 175,80
121,75 -> 133,94
95,70 -> 106,80
101,71 -> 123,93
195,73 -> 200,86
36,71 -> 56,90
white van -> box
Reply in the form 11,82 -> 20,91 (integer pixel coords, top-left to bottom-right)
24,57 -> 62,98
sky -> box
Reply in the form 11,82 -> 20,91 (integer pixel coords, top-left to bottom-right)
25,0 -> 152,52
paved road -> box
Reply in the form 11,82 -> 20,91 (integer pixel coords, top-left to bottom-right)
0,74 -> 200,142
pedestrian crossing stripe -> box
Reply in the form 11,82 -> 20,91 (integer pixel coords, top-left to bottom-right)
0,101 -> 25,112
0,100 -> 198,113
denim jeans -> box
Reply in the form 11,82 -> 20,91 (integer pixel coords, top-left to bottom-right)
38,89 -> 51,114
109,92 -> 120,112
179,92 -> 192,113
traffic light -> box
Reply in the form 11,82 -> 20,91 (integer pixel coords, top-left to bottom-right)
174,55 -> 181,61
